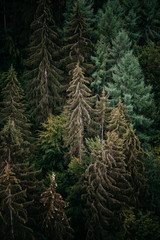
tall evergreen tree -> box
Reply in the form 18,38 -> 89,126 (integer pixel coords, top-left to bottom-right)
40,172 -> 73,240
26,0 -> 63,122
108,101 -> 148,207
65,63 -> 95,162
106,51 -> 154,142
82,131 -> 131,240
91,39 -> 108,94
61,1 -> 94,83
0,164 -> 34,240
107,29 -> 132,69
0,65 -> 31,145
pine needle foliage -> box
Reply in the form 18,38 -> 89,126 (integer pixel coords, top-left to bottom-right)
65,63 -> 95,162
26,0 -> 63,122
40,172 -> 73,240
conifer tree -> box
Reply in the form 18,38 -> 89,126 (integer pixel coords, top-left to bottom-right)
62,1 -> 94,82
0,65 -> 30,145
82,132 -> 131,240
97,0 -> 122,46
26,0 -> 63,122
0,164 -> 34,240
65,63 -> 95,162
91,39 -> 108,94
107,29 -> 132,68
95,89 -> 110,142
40,172 -> 73,240
108,101 -> 148,207
106,51 -> 154,142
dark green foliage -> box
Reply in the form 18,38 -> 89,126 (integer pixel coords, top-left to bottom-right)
40,172 -> 73,240
106,51 -> 154,142
120,208 -> 160,240
0,65 -> 31,145
62,1 -> 94,82
26,0 -> 63,122
0,164 -> 34,240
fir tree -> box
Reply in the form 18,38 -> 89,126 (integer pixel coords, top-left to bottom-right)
0,65 -> 31,145
0,164 -> 34,240
107,29 -> 132,68
108,101 -> 148,207
65,63 -> 95,162
61,1 -> 94,82
106,51 -> 154,142
26,0 -> 63,122
91,39 -> 108,94
82,132 -> 131,240
97,0 -> 122,46
40,172 -> 73,240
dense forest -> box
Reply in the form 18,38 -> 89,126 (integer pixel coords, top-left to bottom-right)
1,0 -> 160,239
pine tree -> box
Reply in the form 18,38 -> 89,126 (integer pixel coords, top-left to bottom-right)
61,1 -> 94,82
106,51 -> 154,142
0,164 -> 34,240
26,0 -> 63,122
40,172 -> 73,240
0,65 -> 31,145
82,131 -> 131,240
65,63 -> 95,162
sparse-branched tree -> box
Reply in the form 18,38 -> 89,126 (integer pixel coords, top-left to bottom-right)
40,172 -> 73,240
0,164 -> 34,240
0,65 -> 31,146
26,0 -> 63,122
82,132 -> 131,240
65,63 -> 95,162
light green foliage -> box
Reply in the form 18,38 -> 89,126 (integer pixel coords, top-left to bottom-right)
106,51 -> 154,142
120,208 -> 160,240
26,0 -> 63,122
38,113 -> 67,171
107,29 -> 132,68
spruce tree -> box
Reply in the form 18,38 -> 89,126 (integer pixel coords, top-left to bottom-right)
65,63 -> 95,162
82,131 -> 131,240
108,101 -> 148,207
61,1 -> 94,82
26,0 -> 63,122
106,51 -> 154,142
107,29 -> 132,68
0,65 -> 30,146
91,39 -> 108,94
0,164 -> 34,240
40,172 -> 73,240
